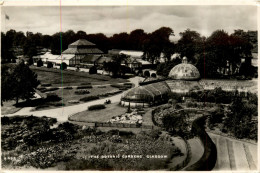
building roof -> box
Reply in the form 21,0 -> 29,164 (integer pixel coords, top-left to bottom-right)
62,39 -> 103,54
69,39 -> 96,47
121,81 -> 170,102
57,54 -> 75,60
62,48 -> 103,54
81,55 -> 102,63
168,58 -> 200,80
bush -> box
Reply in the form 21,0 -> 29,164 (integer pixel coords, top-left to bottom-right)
88,104 -> 106,111
60,62 -> 67,70
77,85 -> 93,89
37,59 -> 43,67
144,70 -> 150,77
89,66 -> 97,74
41,83 -> 52,87
28,58 -> 33,65
64,86 -> 73,89
74,89 -> 90,95
47,62 -> 53,68
151,73 -> 157,78
46,94 -> 61,102
79,96 -> 99,102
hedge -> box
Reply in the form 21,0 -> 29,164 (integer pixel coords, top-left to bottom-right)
74,90 -> 90,95
79,96 -> 99,102
88,104 -> 106,111
64,86 -> 73,90
41,83 -> 52,87
77,85 -> 93,89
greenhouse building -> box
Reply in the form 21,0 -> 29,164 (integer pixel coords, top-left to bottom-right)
121,81 -> 171,107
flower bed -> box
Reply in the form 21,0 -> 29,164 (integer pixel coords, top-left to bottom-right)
77,85 -> 93,89
88,104 -> 106,111
108,109 -> 143,125
79,96 -> 99,102
74,89 -> 90,95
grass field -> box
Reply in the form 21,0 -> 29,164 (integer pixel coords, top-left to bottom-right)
30,66 -> 128,86
69,102 -> 127,123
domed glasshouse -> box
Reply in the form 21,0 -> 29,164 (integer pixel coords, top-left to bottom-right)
121,81 -> 170,107
168,57 -> 200,81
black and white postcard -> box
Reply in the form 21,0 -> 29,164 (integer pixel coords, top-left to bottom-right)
1,0 -> 258,171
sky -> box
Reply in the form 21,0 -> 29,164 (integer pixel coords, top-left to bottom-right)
1,5 -> 257,41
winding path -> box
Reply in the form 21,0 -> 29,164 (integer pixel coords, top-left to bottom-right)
3,76 -> 144,122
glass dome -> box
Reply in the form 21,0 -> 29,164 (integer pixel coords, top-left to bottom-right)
168,57 -> 200,80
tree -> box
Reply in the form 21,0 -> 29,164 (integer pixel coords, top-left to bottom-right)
37,59 -> 43,67
176,29 -> 203,63
162,112 -> 189,137
89,66 -> 97,74
2,62 -> 40,104
60,62 -> 67,70
156,57 -> 181,77
47,62 -> 53,68
144,70 -> 150,78
143,27 -> 174,64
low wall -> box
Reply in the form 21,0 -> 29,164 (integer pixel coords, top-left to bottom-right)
184,116 -> 217,171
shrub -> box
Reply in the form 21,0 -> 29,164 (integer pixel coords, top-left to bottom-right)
88,104 -> 106,111
79,96 -> 99,102
74,89 -> 90,95
46,94 -> 61,102
97,85 -> 106,88
41,83 -> 52,87
144,70 -> 150,77
89,66 -> 97,74
64,86 -> 73,89
53,102 -> 65,107
77,85 -> 93,89
37,59 -> 43,67
151,73 -> 157,78
60,62 -> 67,70
47,62 -> 53,68
28,57 -> 33,65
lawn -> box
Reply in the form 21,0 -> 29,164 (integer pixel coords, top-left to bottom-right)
69,102 -> 127,123
30,66 -> 128,87
32,86 -> 121,111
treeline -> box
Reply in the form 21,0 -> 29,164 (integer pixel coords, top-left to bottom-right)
157,29 -> 256,78
1,28 -> 257,77
1,27 -> 173,60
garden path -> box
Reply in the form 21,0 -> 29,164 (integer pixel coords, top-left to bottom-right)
3,76 -> 144,122
209,132 -> 257,171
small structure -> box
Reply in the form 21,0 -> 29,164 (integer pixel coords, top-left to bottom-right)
121,81 -> 170,107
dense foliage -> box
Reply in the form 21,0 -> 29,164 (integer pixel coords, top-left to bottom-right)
2,116 -> 181,170
1,62 -> 40,105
